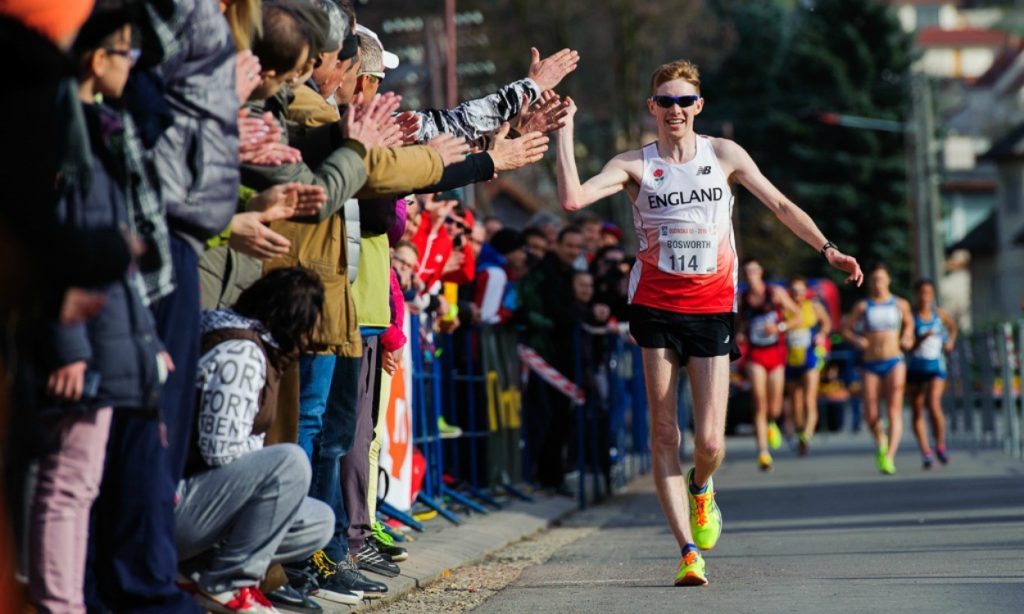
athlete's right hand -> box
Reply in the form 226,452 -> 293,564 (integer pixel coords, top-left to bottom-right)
562,96 -> 578,125
826,249 -> 863,287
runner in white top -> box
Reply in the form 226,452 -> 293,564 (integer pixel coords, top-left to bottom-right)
555,59 -> 863,587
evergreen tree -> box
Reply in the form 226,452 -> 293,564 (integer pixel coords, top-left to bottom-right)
705,0 -> 914,301
778,0 -> 914,298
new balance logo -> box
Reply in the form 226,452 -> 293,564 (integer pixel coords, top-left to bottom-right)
724,335 -> 730,344
697,166 -> 712,175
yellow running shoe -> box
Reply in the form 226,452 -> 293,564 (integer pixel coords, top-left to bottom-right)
686,468 -> 722,551
758,452 -> 773,472
767,421 -> 782,450
674,549 -> 708,587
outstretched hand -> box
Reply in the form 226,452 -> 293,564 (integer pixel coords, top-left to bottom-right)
488,122 -> 549,172
513,91 -> 572,135
228,212 -> 291,260
427,133 -> 471,166
528,47 -> 580,92
827,250 -> 863,286
247,182 -> 326,220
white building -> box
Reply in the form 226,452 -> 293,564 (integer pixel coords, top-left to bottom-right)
891,0 -> 1011,80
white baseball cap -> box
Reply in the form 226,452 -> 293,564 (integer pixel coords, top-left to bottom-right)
355,24 -> 399,70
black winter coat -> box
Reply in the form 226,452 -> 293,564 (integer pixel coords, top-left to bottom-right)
45,103 -> 164,414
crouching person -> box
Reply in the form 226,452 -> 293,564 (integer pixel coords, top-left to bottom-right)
176,269 -> 333,613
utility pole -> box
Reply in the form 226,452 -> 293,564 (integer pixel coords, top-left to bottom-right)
908,73 -> 945,299
445,0 -> 457,108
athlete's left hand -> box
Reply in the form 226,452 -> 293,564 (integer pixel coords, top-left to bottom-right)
826,250 -> 863,287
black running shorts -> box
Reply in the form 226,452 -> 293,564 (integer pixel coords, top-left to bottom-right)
629,305 -> 741,362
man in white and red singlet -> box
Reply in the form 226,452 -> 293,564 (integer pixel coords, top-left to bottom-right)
555,59 -> 863,586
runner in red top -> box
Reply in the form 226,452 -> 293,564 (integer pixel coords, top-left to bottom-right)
555,59 -> 862,586
737,257 -> 801,472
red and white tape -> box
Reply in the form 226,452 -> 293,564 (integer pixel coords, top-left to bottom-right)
517,344 -> 585,405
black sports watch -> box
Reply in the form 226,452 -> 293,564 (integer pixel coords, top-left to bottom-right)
820,240 -> 839,260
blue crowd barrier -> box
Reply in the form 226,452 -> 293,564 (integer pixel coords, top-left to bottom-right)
394,313 -> 653,526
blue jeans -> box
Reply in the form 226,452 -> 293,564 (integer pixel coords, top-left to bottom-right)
297,354 -> 337,459
299,353 -> 360,561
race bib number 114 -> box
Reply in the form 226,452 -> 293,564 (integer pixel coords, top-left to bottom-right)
658,223 -> 717,276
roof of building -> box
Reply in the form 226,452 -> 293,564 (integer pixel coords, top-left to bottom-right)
974,45 -> 1023,88
917,26 -> 1011,48
940,178 -> 998,193
949,211 -> 997,254
980,122 -> 1024,161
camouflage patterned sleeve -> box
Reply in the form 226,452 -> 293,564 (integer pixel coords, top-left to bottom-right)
415,78 -> 542,146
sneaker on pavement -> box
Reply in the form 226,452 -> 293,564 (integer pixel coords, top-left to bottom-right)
767,421 -> 782,450
194,586 -> 279,613
686,468 -> 722,551
875,444 -> 888,472
355,542 -> 401,578
880,457 -> 896,475
922,453 -> 934,470
371,521 -> 408,562
301,551 -> 363,606
674,550 -> 708,587
797,432 -> 810,457
265,584 -> 321,613
757,452 -> 773,472
338,556 -> 388,596
936,446 -> 949,465
282,566 -> 318,597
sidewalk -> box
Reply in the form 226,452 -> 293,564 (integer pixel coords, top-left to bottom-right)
315,493 -> 578,612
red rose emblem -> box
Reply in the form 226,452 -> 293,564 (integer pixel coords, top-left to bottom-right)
653,169 -> 664,178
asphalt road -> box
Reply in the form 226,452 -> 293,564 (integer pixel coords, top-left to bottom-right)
477,432 -> 1024,613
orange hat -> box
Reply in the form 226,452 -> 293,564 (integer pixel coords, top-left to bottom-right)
0,0 -> 95,47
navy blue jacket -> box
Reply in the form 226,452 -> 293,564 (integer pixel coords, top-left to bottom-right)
45,102 -> 164,413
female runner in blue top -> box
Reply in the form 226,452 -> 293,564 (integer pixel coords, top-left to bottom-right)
907,278 -> 957,469
842,263 -> 914,475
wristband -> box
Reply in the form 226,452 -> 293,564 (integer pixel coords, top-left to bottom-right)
820,240 -> 839,261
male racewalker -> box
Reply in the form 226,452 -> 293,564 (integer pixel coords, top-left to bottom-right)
555,59 -> 863,586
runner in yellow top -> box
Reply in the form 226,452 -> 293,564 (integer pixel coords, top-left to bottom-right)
783,276 -> 831,456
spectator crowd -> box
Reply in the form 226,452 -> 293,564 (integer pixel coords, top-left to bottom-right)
0,1 -> 633,612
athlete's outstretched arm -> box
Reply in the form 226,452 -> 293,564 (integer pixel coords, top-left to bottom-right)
717,139 -> 864,287
556,97 -> 631,212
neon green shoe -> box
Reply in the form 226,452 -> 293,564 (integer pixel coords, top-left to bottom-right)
438,416 -> 463,439
879,457 -> 896,475
674,549 -> 708,587
875,443 -> 888,472
686,468 -> 722,551
767,421 -> 782,450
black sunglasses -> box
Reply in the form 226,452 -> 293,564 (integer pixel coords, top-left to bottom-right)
650,94 -> 700,109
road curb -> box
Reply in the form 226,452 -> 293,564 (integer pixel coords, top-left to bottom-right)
313,494 -> 579,612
